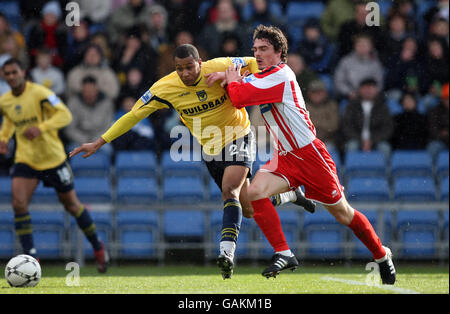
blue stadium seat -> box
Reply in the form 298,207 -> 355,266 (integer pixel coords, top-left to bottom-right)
70,151 -> 111,177
208,179 -> 222,201
0,211 -> 15,257
32,183 -> 59,204
70,211 -> 112,258
390,150 -> 433,178
440,176 -> 449,201
286,2 -> 325,23
346,177 -> 391,202
328,148 -> 342,177
164,210 -> 205,239
162,176 -> 204,202
0,177 -> 11,203
161,151 -> 203,177
257,210 -> 300,257
115,150 -> 157,177
393,176 -> 436,202
344,151 -> 387,180
397,210 -> 439,258
116,210 -> 159,258
116,177 -> 158,204
443,211 -> 449,256
241,0 -> 283,22
32,211 -> 66,258
252,153 -> 271,175
209,211 -> 255,258
386,98 -> 403,115
74,177 -> 112,203
436,150 -> 449,181
0,1 -> 21,30
303,210 -> 346,257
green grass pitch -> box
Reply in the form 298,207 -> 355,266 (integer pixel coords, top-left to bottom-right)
0,263 -> 448,294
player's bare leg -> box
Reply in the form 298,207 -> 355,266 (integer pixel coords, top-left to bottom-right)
217,165 -> 248,279
324,197 -> 396,284
247,171 -> 299,278
58,190 -> 109,273
11,177 -> 39,257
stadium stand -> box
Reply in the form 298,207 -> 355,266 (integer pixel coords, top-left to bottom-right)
117,177 -> 159,204
393,176 -> 437,202
346,177 -> 391,202
116,210 -> 159,258
0,211 -> 14,257
32,211 -> 65,258
390,150 -> 434,178
0,0 -> 448,263
344,151 -> 387,181
397,210 -> 440,258
70,151 -> 111,177
115,150 -> 157,178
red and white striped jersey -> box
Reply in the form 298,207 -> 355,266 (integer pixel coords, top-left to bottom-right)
226,63 -> 316,152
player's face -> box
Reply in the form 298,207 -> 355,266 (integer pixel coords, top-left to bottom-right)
252,38 -> 282,70
174,56 -> 202,86
2,64 -> 26,90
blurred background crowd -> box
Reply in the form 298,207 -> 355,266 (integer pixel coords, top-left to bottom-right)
0,0 -> 448,173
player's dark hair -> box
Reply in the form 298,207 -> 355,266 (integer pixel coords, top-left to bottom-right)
2,58 -> 25,70
253,24 -> 288,63
173,44 -> 200,61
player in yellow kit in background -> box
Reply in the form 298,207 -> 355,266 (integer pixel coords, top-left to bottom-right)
0,58 -> 109,273
70,44 -> 315,279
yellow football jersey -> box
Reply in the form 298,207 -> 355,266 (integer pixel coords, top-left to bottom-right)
102,57 -> 258,156
0,82 -> 72,170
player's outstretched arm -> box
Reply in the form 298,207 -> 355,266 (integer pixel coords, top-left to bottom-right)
69,137 -> 106,158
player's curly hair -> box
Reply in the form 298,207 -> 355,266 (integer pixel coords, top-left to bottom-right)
253,25 -> 288,63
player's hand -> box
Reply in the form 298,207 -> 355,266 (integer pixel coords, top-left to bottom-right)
225,64 -> 244,85
204,72 -> 226,87
23,126 -> 41,140
69,138 -> 106,158
0,141 -> 8,155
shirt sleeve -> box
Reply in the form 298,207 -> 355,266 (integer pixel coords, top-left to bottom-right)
0,113 -> 15,143
226,68 -> 286,108
36,90 -> 72,132
101,88 -> 170,143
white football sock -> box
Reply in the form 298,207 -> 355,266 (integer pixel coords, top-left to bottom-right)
220,241 -> 236,259
276,249 -> 294,257
278,191 -> 297,205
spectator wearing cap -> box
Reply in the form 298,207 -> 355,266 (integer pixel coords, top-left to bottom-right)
341,78 -> 393,159
27,0 -> 68,68
427,82 -> 449,159
305,80 -> 340,151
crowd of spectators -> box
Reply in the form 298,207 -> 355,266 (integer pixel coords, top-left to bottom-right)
0,0 -> 448,175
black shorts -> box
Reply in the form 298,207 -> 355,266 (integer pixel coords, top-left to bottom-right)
11,161 -> 75,193
203,131 -> 256,190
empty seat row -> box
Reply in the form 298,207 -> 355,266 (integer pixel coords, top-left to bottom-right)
0,209 -> 448,260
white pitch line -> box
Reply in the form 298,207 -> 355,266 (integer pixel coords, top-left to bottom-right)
321,276 -> 421,294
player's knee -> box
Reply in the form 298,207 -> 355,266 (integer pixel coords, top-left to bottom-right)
221,183 -> 241,201
247,183 -> 267,202
12,198 -> 28,214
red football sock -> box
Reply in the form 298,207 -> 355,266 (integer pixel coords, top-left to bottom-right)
349,210 -> 386,260
251,198 -> 290,252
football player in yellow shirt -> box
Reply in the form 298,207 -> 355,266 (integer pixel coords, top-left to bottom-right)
0,58 -> 109,272
70,44 -> 314,279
